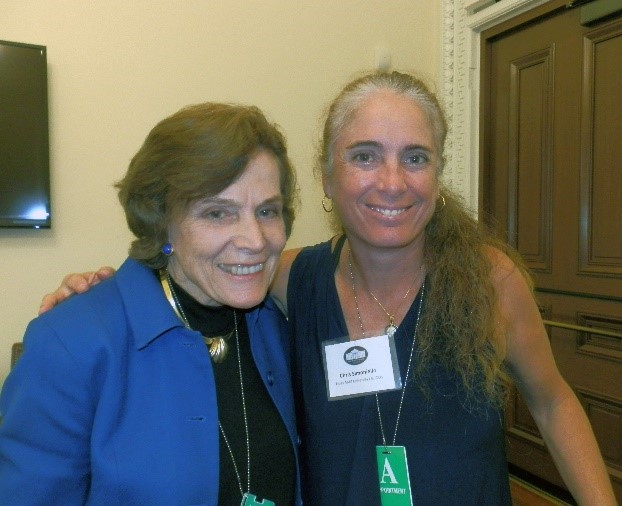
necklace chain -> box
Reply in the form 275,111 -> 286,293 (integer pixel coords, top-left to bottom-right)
347,247 -> 426,447
376,283 -> 424,447
160,270 -> 233,363
348,248 -> 421,338
349,254 -> 367,338
218,314 -> 251,497
159,270 -> 250,497
368,280 -> 417,331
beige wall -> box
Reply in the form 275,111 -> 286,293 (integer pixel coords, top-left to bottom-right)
0,0 -> 441,386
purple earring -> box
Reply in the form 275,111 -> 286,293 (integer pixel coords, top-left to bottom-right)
162,243 -> 174,256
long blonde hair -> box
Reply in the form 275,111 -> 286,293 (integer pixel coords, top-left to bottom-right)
418,188 -> 531,407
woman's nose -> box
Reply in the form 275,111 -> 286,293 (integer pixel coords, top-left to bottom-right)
377,159 -> 407,193
233,215 -> 266,251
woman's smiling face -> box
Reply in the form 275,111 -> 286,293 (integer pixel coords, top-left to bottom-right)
166,149 -> 286,308
325,90 -> 440,250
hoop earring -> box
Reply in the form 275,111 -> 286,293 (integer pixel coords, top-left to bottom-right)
438,194 -> 446,210
322,195 -> 333,213
162,243 -> 174,256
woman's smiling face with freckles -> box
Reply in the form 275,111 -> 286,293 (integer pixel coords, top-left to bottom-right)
325,90 -> 440,250
166,150 -> 286,308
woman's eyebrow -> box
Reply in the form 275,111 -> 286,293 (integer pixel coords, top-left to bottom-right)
344,141 -> 433,152
401,143 -> 433,152
197,194 -> 283,207
261,195 -> 284,205
344,140 -> 382,150
196,196 -> 233,205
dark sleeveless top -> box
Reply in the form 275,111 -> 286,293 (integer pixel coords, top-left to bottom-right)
288,238 -> 511,505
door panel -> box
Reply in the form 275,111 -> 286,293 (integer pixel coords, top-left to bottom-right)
481,1 -> 622,501
580,21 -> 622,278
510,47 -> 554,272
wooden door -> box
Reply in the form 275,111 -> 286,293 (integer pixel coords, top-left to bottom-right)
480,0 -> 622,501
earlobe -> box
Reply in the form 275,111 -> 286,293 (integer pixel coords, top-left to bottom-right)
321,176 -> 334,212
322,175 -> 332,199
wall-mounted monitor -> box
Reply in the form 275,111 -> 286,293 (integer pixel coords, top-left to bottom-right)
0,39 -> 50,228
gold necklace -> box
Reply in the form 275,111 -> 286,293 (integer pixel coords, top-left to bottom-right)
349,253 -> 427,447
159,269 -> 234,363
348,249 -> 421,339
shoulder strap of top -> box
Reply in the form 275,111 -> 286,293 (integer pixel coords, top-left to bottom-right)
332,234 -> 347,273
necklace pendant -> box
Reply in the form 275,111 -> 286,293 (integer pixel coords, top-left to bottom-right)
386,315 -> 398,338
205,336 -> 228,363
386,323 -> 398,338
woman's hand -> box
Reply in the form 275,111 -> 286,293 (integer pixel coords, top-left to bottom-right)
38,266 -> 116,314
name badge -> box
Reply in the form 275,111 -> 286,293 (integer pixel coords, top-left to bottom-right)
322,334 -> 401,400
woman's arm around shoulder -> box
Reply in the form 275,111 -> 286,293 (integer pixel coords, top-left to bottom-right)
490,248 -> 616,505
38,266 -> 116,314
38,249 -> 303,317
269,247 -> 302,316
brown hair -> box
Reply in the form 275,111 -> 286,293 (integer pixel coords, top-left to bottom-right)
117,102 -> 298,269
418,188 -> 531,408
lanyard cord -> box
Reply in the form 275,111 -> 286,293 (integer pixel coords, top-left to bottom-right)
375,282 -> 424,447
217,314 -> 251,497
161,271 -> 250,497
347,247 -> 426,447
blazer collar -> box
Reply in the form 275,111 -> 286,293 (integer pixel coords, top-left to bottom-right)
115,258 -> 184,350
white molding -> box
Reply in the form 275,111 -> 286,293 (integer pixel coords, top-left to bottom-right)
441,0 -> 549,213
465,0 -> 497,15
467,0 -> 549,31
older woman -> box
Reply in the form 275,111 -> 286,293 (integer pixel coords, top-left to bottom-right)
0,103 -> 301,505
36,72 -> 616,505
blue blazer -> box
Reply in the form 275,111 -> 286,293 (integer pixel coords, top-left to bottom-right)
0,258 -> 301,505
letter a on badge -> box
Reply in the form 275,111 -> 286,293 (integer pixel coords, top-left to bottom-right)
380,457 -> 398,484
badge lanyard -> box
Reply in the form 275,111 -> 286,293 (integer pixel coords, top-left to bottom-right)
375,283 -> 425,506
162,272 -> 275,506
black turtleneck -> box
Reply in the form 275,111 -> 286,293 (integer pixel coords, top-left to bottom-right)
165,274 -> 295,505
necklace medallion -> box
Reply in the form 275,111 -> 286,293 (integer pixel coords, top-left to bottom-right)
159,269 -> 233,363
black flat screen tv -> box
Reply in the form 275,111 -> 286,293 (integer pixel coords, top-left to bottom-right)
0,39 -> 50,228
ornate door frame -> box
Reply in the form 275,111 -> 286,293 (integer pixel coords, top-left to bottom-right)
440,0 -> 549,210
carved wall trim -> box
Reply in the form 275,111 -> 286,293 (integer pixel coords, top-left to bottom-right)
441,0 -> 549,212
